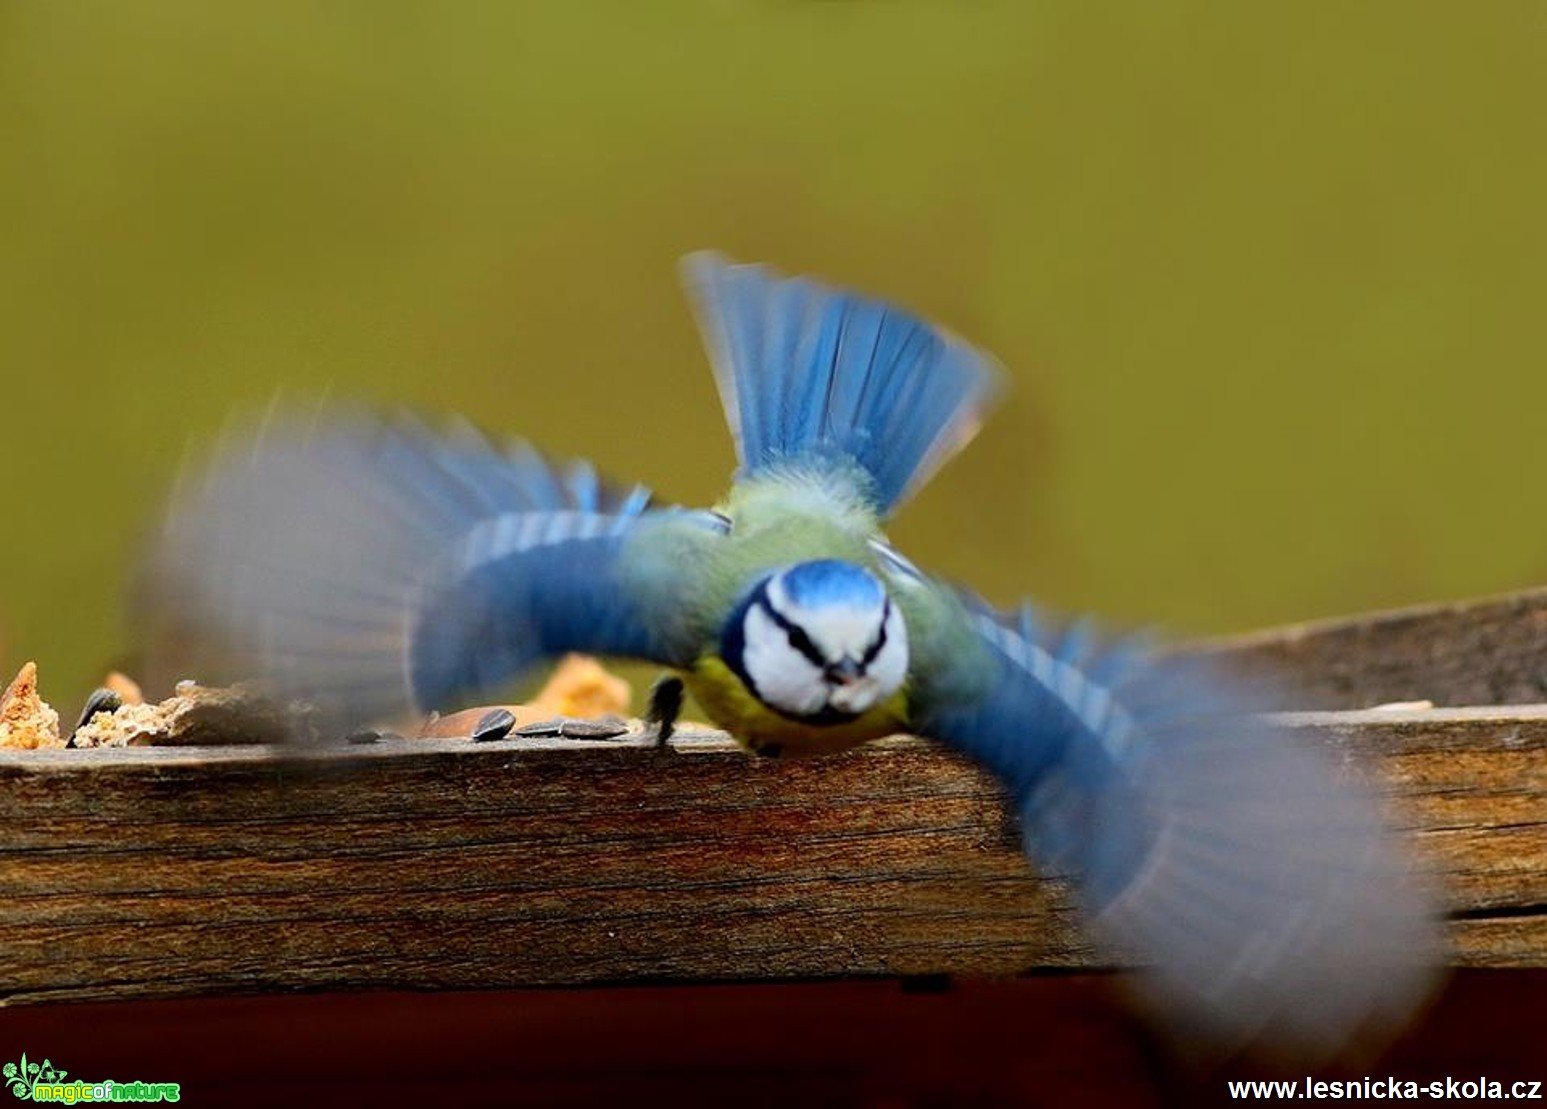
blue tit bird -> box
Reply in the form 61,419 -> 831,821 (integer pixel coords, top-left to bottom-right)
148,252 -> 1437,1060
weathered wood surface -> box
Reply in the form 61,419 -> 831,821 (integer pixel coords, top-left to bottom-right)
1191,586 -> 1547,710
1,702 -> 1543,1005
3,587 -> 1545,1006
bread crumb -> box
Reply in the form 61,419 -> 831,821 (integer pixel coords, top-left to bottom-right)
71,682 -> 309,747
72,701 -> 169,747
0,661 -> 64,749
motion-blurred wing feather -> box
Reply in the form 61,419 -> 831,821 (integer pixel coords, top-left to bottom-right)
145,410 -> 720,730
914,598 -> 1439,1059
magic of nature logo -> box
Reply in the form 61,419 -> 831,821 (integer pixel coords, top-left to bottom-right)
5,1054 -> 180,1103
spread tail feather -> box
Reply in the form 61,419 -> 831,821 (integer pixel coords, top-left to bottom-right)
682,252 -> 1004,517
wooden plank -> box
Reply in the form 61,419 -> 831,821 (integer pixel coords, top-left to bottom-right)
1192,586 -> 1547,710
1,706 -> 1542,1005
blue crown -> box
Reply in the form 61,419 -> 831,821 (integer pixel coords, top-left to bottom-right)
779,559 -> 884,608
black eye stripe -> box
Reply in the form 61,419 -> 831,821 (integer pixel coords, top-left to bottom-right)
755,591 -> 827,669
787,625 -> 823,665
860,600 -> 891,667
756,591 -> 892,673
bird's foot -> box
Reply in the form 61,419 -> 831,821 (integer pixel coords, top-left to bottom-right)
645,675 -> 685,750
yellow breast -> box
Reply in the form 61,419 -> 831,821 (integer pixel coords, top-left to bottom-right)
683,654 -> 909,758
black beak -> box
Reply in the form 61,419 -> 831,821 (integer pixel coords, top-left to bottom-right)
824,657 -> 863,685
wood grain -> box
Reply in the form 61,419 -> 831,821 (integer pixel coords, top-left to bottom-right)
1192,586 -> 1547,710
2,703 -> 1543,1005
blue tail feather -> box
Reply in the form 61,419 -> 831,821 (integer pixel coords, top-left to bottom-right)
682,252 -> 1004,516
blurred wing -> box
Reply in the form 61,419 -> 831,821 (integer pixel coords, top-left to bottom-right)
912,598 -> 1439,1060
144,409 -> 723,729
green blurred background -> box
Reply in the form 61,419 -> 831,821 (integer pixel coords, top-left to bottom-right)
2,3 -> 1544,712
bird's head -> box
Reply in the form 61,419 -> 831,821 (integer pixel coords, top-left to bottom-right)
724,559 -> 908,721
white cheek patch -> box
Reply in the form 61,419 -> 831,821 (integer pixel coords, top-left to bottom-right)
867,604 -> 909,698
741,603 -> 828,716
